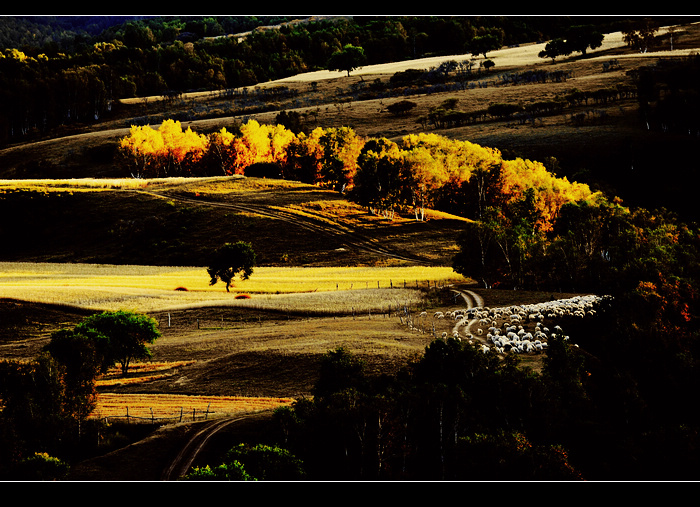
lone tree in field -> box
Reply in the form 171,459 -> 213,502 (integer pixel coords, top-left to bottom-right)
327,44 -> 367,77
207,241 -> 257,292
75,310 -> 161,376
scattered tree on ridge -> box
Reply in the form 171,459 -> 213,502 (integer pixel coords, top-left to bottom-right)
326,44 -> 367,77
622,18 -> 660,53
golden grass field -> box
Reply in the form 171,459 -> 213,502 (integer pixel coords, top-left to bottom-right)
92,362 -> 294,421
0,261 -> 461,420
0,261 -> 463,313
93,393 -> 294,422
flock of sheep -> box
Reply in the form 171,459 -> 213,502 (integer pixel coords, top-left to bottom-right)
403,294 -> 609,357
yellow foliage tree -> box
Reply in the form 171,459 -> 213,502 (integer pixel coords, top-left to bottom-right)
157,119 -> 208,176
499,157 -> 599,232
226,120 -> 296,175
118,120 -> 207,177
118,124 -> 165,178
317,126 -> 365,191
206,127 -> 236,174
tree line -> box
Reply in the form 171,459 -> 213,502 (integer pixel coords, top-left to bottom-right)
118,118 -> 597,226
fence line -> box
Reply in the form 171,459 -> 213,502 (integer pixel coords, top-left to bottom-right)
96,403 -> 213,425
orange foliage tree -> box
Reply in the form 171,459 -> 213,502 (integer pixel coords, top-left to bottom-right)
281,128 -> 325,184
499,157 -> 599,233
225,120 -> 296,175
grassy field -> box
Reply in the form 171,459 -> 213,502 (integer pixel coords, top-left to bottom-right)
92,393 -> 294,422
0,261 -> 463,313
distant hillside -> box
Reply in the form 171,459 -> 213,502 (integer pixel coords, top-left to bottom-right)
1,15 -> 672,146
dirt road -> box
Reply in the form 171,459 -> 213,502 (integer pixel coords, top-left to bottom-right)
161,415 -> 251,480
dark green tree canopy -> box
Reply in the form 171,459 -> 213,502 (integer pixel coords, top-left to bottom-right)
327,44 -> 367,76
75,310 -> 161,375
207,241 -> 257,292
538,25 -> 604,61
468,33 -> 501,58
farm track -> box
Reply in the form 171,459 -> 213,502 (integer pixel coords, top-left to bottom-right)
451,288 -> 484,337
161,414 -> 252,480
138,188 -> 431,265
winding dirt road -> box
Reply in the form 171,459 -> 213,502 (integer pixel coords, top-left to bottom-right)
451,288 -> 484,338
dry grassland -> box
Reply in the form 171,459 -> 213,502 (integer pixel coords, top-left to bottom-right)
92,393 -> 294,422
0,261 -> 462,313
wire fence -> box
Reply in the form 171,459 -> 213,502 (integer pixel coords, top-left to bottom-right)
95,403 -> 215,425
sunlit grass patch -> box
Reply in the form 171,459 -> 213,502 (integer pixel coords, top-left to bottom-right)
96,361 -> 197,387
0,262 -> 466,313
91,393 -> 294,422
0,176 -> 235,192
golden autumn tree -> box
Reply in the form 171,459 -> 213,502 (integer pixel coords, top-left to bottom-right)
400,144 -> 450,221
118,120 -> 208,177
118,124 -> 165,178
156,119 -> 208,176
269,123 -> 297,168
224,120 -> 296,175
400,133 -> 504,219
499,157 -> 599,233
317,126 -> 365,192
281,127 -> 325,184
